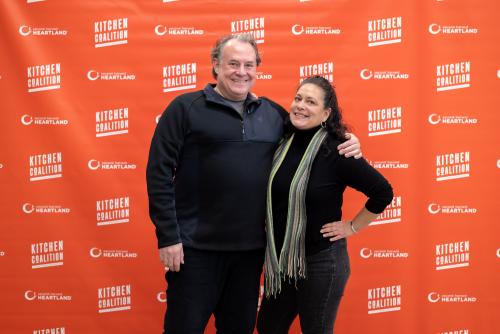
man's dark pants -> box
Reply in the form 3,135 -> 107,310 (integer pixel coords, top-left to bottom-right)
164,247 -> 265,334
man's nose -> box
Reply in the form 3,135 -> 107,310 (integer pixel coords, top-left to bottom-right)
235,64 -> 247,75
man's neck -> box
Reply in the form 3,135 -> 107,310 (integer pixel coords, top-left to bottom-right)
214,85 -> 246,102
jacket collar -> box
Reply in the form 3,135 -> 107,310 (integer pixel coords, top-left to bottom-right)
204,84 -> 261,111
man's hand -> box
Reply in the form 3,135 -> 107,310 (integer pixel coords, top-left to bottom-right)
337,132 -> 362,159
159,243 -> 184,272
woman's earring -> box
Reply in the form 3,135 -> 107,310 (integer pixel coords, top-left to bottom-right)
321,121 -> 326,129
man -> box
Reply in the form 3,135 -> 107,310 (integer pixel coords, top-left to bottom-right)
146,34 -> 361,334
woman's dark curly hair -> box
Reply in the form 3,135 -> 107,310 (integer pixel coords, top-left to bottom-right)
284,75 -> 350,144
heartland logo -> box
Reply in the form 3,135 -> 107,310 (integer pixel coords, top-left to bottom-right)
299,62 -> 333,83
96,107 -> 129,137
291,24 -> 341,36
256,71 -> 273,80
435,240 -> 470,270
24,290 -> 71,302
427,203 -> 477,215
19,25 -> 68,36
360,248 -> 409,259
162,63 -> 197,93
154,25 -> 204,36
21,114 -> 69,126
428,113 -> 478,125
367,284 -> 401,314
31,240 -> 64,269
94,18 -> 128,48
368,106 -> 402,136
370,160 -> 409,169
429,23 -> 478,35
371,196 -> 401,225
157,291 -> 167,303
435,151 -> 470,181
22,203 -> 70,214
360,69 -> 409,80
368,16 -> 402,46
27,63 -> 61,93
29,152 -> 63,181
231,17 -> 265,43
428,292 -> 477,304
90,248 -> 137,259
436,61 -> 470,91
88,160 -> 137,171
98,284 -> 132,313
87,70 -> 135,81
437,329 -> 470,334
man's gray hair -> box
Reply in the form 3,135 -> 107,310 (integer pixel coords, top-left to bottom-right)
210,34 -> 262,79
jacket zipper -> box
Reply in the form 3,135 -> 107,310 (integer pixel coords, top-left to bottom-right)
241,118 -> 246,140
241,105 -> 247,140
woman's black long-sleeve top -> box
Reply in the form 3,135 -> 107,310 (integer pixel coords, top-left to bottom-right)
271,127 -> 394,256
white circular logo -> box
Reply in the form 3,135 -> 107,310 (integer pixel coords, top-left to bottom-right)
496,159 -> 500,168
21,114 -> 33,125
427,292 -> 440,303
291,24 -> 305,36
19,25 -> 32,36
360,248 -> 373,259
155,25 -> 167,36
157,291 -> 167,302
0,251 -> 5,256
24,290 -> 37,301
428,24 -> 441,35
89,247 -> 102,258
360,69 -> 373,80
428,113 -> 441,125
427,203 -> 441,214
87,70 -> 100,81
22,203 -> 35,214
87,159 -> 101,170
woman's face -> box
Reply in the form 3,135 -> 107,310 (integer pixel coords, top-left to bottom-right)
290,83 -> 331,130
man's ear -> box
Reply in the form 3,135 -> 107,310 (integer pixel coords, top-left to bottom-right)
212,59 -> 219,75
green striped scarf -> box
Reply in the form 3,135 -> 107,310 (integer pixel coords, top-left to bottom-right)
264,128 -> 328,298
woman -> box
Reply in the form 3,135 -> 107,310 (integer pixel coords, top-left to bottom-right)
257,76 -> 393,334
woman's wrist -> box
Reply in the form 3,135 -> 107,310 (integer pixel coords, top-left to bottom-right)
350,221 -> 358,234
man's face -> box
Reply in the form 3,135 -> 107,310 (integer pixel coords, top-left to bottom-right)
213,40 -> 257,101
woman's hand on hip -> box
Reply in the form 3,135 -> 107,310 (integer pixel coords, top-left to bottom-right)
320,220 -> 354,242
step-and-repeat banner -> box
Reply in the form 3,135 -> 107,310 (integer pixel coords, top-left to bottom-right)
1,0 -> 499,333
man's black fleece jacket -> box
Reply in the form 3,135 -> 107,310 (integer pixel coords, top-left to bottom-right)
146,84 -> 286,251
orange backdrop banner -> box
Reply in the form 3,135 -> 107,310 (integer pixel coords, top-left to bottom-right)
1,0 -> 499,333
